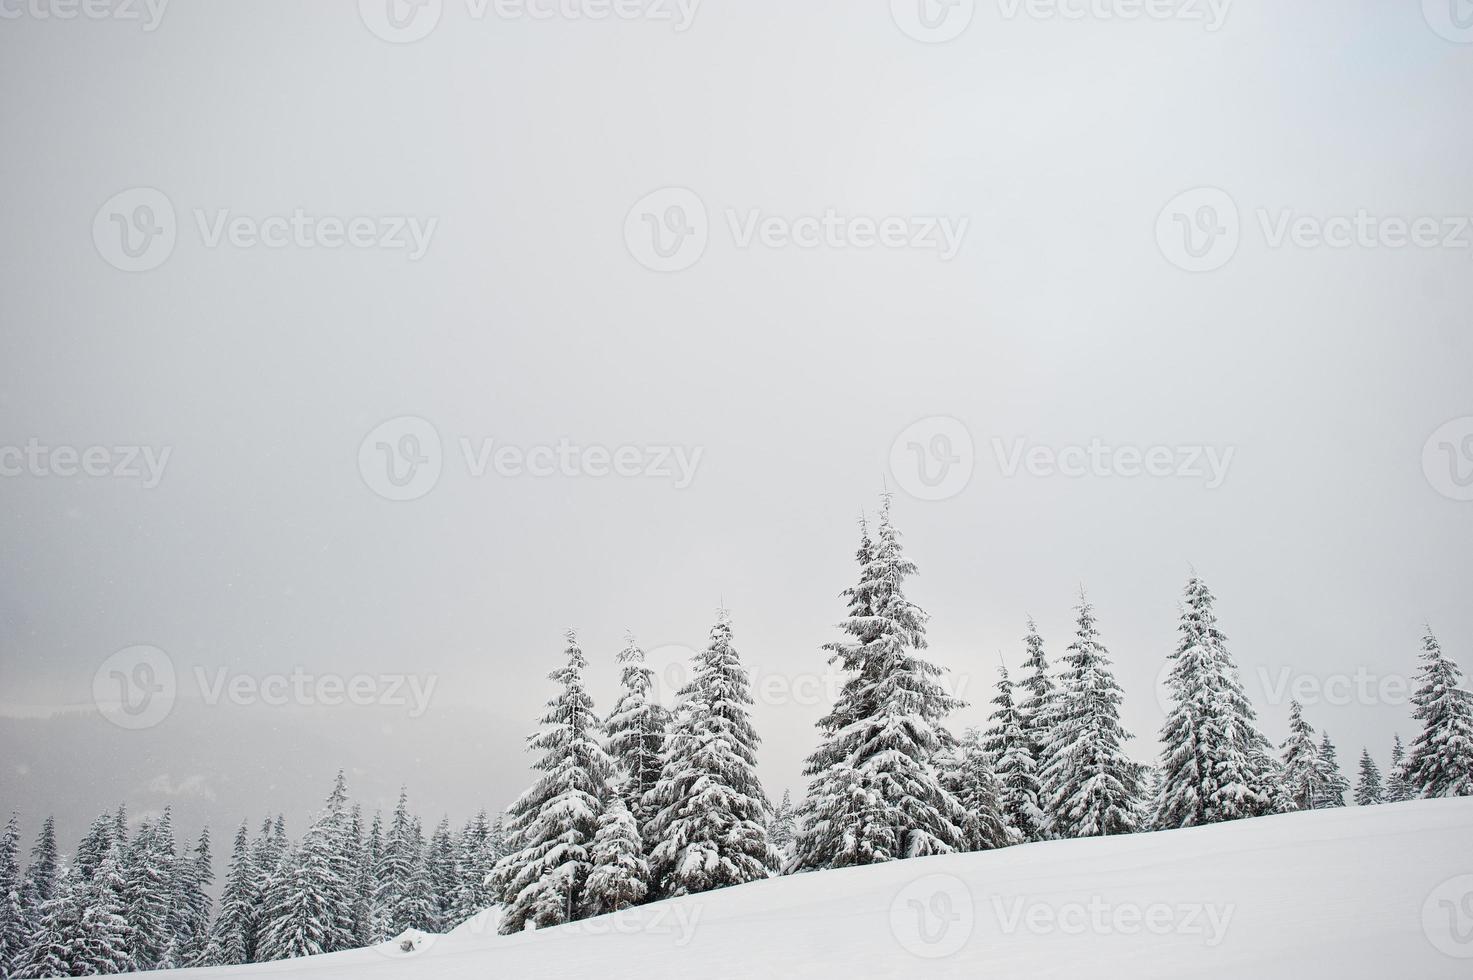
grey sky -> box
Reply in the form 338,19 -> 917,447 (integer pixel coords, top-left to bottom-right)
2,0 -> 1471,857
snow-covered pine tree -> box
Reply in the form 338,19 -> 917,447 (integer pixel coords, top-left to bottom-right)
169,827 -> 214,966
1355,749 -> 1384,806
11,865 -> 81,980
1279,701 -> 1325,810
426,817 -> 457,934
450,811 -> 496,929
984,665 -> 1045,842
1404,627 -> 1473,798
257,774 -> 358,960
584,799 -> 650,916
1040,594 -> 1142,838
793,497 -> 969,869
247,815 -> 287,947
1315,733 -> 1349,808
1016,619 -> 1059,836
355,811 -> 382,945
767,790 -> 797,860
73,812 -> 117,883
123,809 -> 177,970
645,609 -> 777,897
374,789 -> 426,938
0,814 -> 28,978
1155,576 -> 1276,829
604,631 -> 670,829
204,822 -> 255,966
942,728 -> 1013,850
20,818 -> 57,917
493,632 -> 614,933
1386,734 -> 1412,803
78,842 -> 133,976
344,805 -> 374,949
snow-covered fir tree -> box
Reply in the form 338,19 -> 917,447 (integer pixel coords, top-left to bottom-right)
1404,627 -> 1473,798
1041,594 -> 1142,838
426,817 -> 458,934
1315,733 -> 1349,808
1016,618 -> 1058,837
493,632 -> 615,933
164,827 -> 213,967
984,665 -> 1045,842
20,818 -> 57,918
584,799 -> 650,916
345,805 -> 375,949
942,728 -> 1013,850
794,498 -> 969,869
1155,576 -> 1277,829
123,809 -> 177,970
450,811 -> 498,929
1355,749 -> 1384,806
767,790 -> 798,861
1280,701 -> 1327,810
1386,733 -> 1412,803
205,822 -> 256,967
374,789 -> 431,938
604,631 -> 670,829
0,814 -> 26,977
256,775 -> 357,959
11,866 -> 83,980
645,610 -> 777,897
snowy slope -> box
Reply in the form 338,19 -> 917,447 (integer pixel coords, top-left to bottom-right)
162,798 -> 1473,979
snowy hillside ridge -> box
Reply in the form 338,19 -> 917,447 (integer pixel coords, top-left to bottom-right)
150,798 -> 1473,979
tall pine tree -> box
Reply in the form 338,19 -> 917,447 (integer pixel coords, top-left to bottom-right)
645,610 -> 777,896
1404,627 -> 1473,798
984,665 -> 1044,842
493,632 -> 614,933
1155,576 -> 1276,828
794,497 -> 969,868
1041,594 -> 1142,838
604,631 -> 670,830
1355,749 -> 1384,806
1280,701 -> 1326,810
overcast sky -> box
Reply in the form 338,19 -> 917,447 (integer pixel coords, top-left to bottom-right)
2,0 -> 1471,856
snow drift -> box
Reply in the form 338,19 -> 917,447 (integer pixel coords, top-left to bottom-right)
157,797 -> 1473,979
